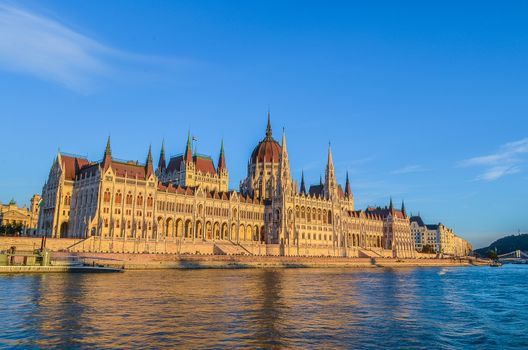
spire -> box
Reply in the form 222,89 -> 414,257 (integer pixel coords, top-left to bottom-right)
277,128 -> 291,193
300,170 -> 306,195
324,142 -> 337,199
401,200 -> 406,217
185,129 -> 192,161
389,197 -> 394,211
281,127 -> 288,154
104,135 -> 111,157
158,140 -> 166,172
103,135 -> 112,170
146,144 -> 154,177
319,175 -> 323,186
147,144 -> 153,164
265,110 -> 272,139
218,139 -> 227,171
345,171 -> 352,197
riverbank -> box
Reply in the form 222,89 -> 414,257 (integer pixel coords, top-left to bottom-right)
51,251 -> 487,270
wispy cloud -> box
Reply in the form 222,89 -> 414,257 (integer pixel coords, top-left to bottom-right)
459,138 -> 528,181
390,164 -> 427,175
0,3 -> 184,93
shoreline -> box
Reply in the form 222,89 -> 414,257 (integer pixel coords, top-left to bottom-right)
51,251 -> 488,270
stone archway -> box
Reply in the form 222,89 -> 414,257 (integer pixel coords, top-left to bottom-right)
221,223 -> 228,240
59,222 -> 68,238
185,220 -> 193,238
206,221 -> 212,240
196,221 -> 203,239
214,222 -> 220,240
175,219 -> 183,237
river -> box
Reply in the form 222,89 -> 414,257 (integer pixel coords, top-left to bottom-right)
1,265 -> 527,349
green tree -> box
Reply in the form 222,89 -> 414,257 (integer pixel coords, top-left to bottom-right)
487,250 -> 498,260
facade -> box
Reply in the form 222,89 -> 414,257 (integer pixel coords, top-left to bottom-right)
410,215 -> 427,251
409,216 -> 471,257
37,114 -> 425,257
0,195 -> 40,235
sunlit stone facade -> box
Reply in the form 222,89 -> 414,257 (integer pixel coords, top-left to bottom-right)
410,216 -> 472,257
0,195 -> 40,235
37,114 -> 419,257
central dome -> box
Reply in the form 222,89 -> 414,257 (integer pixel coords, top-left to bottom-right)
250,114 -> 281,164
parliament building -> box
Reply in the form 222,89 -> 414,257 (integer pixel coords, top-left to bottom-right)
37,114 -> 416,258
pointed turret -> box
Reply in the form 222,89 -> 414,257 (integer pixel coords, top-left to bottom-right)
324,142 -> 337,199
319,175 -> 323,186
265,110 -> 272,139
146,144 -> 154,177
158,140 -> 166,173
300,170 -> 306,195
103,135 -> 112,170
277,128 -> 292,193
389,197 -> 394,211
345,171 -> 352,197
401,200 -> 406,217
218,139 -> 227,171
185,130 -> 193,162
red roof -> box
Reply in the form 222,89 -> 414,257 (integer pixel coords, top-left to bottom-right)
366,207 -> 406,219
250,138 -> 281,164
110,160 -> 147,179
60,154 -> 90,180
193,155 -> 216,176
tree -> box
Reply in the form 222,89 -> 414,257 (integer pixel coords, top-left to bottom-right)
421,244 -> 436,254
487,250 -> 498,260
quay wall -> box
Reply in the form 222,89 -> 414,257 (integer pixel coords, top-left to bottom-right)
1,237 -> 472,269
51,251 -> 482,270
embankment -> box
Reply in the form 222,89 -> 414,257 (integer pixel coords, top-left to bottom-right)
52,251 -> 486,270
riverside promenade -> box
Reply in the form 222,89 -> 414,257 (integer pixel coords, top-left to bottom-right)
50,251 -> 484,270
0,236 -> 485,270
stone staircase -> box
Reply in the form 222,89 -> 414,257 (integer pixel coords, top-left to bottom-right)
358,248 -> 383,258
66,236 -> 95,252
214,241 -> 252,256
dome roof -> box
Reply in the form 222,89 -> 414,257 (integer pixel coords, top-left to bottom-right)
250,113 -> 282,164
250,137 -> 281,164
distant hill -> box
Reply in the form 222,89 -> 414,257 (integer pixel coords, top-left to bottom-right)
474,233 -> 528,257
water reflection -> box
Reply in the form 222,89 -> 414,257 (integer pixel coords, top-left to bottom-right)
1,266 -> 528,349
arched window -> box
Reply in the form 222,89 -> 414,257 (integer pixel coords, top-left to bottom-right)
147,195 -> 153,208
115,191 -> 122,204
103,189 -> 111,203
126,192 -> 133,205
136,194 -> 143,206
328,210 -> 332,224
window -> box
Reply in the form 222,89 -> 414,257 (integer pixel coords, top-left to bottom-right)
147,195 -> 153,208
103,190 -> 111,203
115,191 -> 122,204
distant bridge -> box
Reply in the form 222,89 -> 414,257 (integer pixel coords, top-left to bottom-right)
498,250 -> 528,263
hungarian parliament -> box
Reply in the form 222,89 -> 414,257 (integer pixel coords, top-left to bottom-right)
36,114 -> 471,258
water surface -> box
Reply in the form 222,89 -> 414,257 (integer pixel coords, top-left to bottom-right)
1,265 -> 527,349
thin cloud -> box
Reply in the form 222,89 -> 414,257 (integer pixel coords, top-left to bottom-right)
391,164 -> 427,175
459,138 -> 528,181
0,3 -> 185,93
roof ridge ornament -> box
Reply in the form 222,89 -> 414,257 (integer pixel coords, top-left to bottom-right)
265,110 -> 272,139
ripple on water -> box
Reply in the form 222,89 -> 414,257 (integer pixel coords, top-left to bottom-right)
1,266 -> 528,349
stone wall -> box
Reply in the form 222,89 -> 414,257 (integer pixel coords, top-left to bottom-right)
50,251 -> 479,269
0,237 -> 81,251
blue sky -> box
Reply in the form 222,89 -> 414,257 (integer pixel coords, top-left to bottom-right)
1,0 -> 527,247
